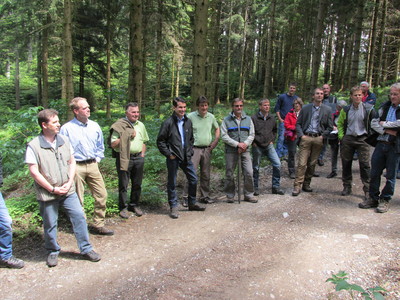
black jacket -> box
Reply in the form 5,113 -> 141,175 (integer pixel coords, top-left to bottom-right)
251,112 -> 277,147
157,113 -> 194,161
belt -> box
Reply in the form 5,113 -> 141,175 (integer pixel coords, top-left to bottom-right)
130,152 -> 142,157
76,158 -> 96,165
305,132 -> 321,137
194,146 -> 209,149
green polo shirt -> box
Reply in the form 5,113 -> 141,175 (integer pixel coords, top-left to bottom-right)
187,111 -> 219,147
111,119 -> 149,154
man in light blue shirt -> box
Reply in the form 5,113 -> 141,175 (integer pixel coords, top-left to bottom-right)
60,97 -> 113,236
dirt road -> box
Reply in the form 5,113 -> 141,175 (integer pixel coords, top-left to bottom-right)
1,161 -> 400,299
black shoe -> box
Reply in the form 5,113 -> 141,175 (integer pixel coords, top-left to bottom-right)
199,197 -> 215,204
0,256 -> 24,269
313,173 -> 320,177
119,209 -> 130,219
47,253 -> 58,267
358,198 -> 379,209
181,197 -> 188,207
289,172 -> 296,179
327,172 -> 337,178
169,206 -> 179,219
188,203 -> 206,211
302,186 -> 313,192
128,206 -> 143,217
90,226 -> 114,236
253,190 -> 260,196
272,187 -> 285,195
83,250 -> 101,262
341,186 -> 352,196
317,159 -> 324,166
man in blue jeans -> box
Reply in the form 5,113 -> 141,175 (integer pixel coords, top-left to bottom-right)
25,109 -> 101,267
275,84 -> 298,159
0,154 -> 24,269
252,99 -> 284,196
157,97 -> 206,219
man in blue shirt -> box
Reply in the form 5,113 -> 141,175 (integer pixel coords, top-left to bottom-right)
275,84 -> 298,159
60,97 -> 114,236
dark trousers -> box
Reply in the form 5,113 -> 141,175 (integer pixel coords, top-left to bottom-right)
340,135 -> 370,193
328,137 -> 340,173
116,154 -> 145,211
286,138 -> 298,174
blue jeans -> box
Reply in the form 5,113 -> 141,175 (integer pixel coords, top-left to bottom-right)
252,144 -> 281,189
39,192 -> 92,254
0,192 -> 13,260
369,142 -> 400,200
167,158 -> 197,208
275,122 -> 288,158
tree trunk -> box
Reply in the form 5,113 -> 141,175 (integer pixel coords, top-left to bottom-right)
225,1 -> 233,103
374,0 -> 387,86
41,7 -> 50,108
323,19 -> 334,83
128,0 -> 144,108
366,0 -> 380,84
311,0 -> 327,89
105,2 -> 112,119
15,49 -> 20,110
37,42 -> 42,107
350,0 -> 364,86
191,0 -> 208,109
263,0 -> 276,98
62,0 -> 74,119
155,0 -> 162,113
238,3 -> 249,99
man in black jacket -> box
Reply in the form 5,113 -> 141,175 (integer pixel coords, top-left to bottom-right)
157,97 -> 206,219
251,99 -> 284,196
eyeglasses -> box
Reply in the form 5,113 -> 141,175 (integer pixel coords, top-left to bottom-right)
234,105 -> 243,107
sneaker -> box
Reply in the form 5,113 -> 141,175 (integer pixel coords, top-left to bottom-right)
47,252 -> 58,267
119,208 -> 130,219
188,203 -> 206,211
341,186 -> 352,196
90,226 -> 114,236
272,187 -> 285,195
128,206 -> 143,217
83,250 -> 101,262
169,206 -> 179,219
199,197 -> 215,204
376,199 -> 390,213
244,196 -> 258,203
0,256 -> 24,269
327,171 -> 337,178
358,198 -> 379,209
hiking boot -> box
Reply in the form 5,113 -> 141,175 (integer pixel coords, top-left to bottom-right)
129,206 -> 143,217
289,172 -> 296,179
226,197 -> 235,203
272,187 -> 285,195
188,203 -> 206,211
199,197 -> 215,204
317,158 -> 324,166
292,186 -> 301,196
253,189 -> 260,196
90,226 -> 114,236
119,208 -> 130,219
46,253 -> 58,267
181,197 -> 188,207
83,250 -> 101,262
341,186 -> 352,196
244,196 -> 258,203
327,171 -> 337,178
302,186 -> 313,192
313,173 -> 320,177
169,206 -> 179,219
376,199 -> 390,213
358,197 -> 379,209
0,256 -> 24,269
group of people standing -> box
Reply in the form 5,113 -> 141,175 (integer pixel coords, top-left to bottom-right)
1,81 -> 400,269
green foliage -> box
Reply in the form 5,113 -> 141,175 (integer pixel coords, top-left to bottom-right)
326,271 -> 386,300
6,194 -> 41,226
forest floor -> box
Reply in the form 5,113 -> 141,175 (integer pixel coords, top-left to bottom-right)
1,155 -> 400,300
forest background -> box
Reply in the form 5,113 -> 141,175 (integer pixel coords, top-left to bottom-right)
0,0 -> 399,235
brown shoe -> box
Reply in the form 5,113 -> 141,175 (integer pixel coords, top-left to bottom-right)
292,186 -> 301,196
376,199 -> 390,213
169,206 -> 179,219
119,208 -> 130,219
244,196 -> 258,203
90,226 -> 114,236
128,206 -> 143,217
188,203 -> 206,211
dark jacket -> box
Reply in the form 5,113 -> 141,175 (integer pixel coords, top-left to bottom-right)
376,100 -> 400,153
251,112 -> 277,147
109,118 -> 135,171
296,103 -> 333,138
157,113 -> 194,161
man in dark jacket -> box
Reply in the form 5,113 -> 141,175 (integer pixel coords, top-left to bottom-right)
157,97 -> 206,219
360,83 -> 400,213
251,99 -> 284,196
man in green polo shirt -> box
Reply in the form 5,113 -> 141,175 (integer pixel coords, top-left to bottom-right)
110,102 -> 149,219
184,96 -> 220,205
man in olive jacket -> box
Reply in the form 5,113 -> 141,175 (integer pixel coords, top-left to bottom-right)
157,97 -> 205,219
